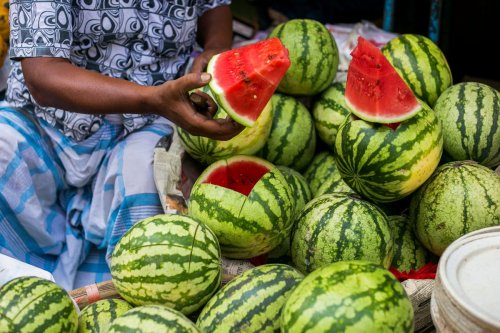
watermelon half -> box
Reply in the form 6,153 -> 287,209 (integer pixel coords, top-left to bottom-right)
345,37 -> 421,124
207,37 -> 291,127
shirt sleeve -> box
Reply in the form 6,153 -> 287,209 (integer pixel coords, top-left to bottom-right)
196,0 -> 231,17
8,0 -> 73,59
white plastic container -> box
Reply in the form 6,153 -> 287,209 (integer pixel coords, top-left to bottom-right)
431,226 -> 500,332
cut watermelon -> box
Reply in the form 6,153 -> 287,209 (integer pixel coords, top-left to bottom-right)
345,37 -> 421,124
207,37 -> 291,127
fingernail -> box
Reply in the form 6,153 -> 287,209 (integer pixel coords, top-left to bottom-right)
201,73 -> 211,82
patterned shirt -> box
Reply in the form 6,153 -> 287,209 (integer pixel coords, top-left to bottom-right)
6,0 -> 230,141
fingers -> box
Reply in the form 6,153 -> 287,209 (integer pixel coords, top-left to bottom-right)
181,111 -> 244,141
177,72 -> 212,93
189,90 -> 218,118
190,57 -> 207,74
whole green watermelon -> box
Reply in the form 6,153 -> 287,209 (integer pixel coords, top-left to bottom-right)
110,214 -> 222,315
334,102 -> 443,203
268,19 -> 339,96
434,82 -> 500,168
411,160 -> 500,256
197,264 -> 303,332
0,276 -> 78,332
107,305 -> 200,333
291,193 -> 394,273
258,93 -> 316,172
281,260 -> 414,332
78,299 -> 133,333
382,34 -> 452,107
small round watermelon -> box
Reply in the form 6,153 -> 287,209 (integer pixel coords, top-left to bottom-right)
411,160 -> 500,256
197,264 -> 303,332
110,214 -> 222,315
188,155 -> 294,259
78,299 -> 133,333
281,260 -> 414,332
434,82 -> 500,168
107,305 -> 200,333
258,93 -> 316,171
0,276 -> 78,332
291,192 -> 394,273
268,19 -> 339,96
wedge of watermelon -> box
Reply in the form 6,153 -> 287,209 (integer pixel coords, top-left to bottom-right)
345,37 -> 421,124
207,37 -> 291,127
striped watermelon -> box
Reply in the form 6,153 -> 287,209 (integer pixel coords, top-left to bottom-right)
382,34 -> 452,107
281,260 -> 414,332
178,89 -> 273,165
268,19 -> 339,96
334,102 -> 443,203
197,264 -> 303,332
258,94 -> 316,171
188,155 -> 294,259
312,82 -> 351,147
107,305 -> 200,333
78,299 -> 133,333
291,193 -> 394,273
434,82 -> 500,168
110,214 -> 222,314
0,276 -> 78,332
411,160 -> 500,256
302,151 -> 352,197
389,215 -> 434,273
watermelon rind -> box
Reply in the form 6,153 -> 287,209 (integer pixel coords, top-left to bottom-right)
346,98 -> 422,124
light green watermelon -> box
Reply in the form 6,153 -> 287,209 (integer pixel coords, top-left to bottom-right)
258,94 -> 316,172
110,214 -> 222,315
291,193 -> 394,273
411,160 -> 500,256
434,82 -> 500,168
382,34 -> 452,107
78,299 -> 133,333
281,260 -> 414,332
107,305 -> 200,333
188,155 -> 294,259
197,264 -> 303,332
334,103 -> 443,203
268,19 -> 339,96
312,82 -> 351,147
0,276 -> 78,332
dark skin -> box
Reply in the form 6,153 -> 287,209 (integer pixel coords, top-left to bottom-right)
20,6 -> 243,141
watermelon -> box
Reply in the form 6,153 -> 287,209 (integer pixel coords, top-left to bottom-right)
382,34 -> 452,108
281,260 -> 414,332
0,276 -> 78,332
207,37 -> 290,127
434,82 -> 500,168
78,299 -> 133,333
107,305 -> 200,333
188,155 -> 294,259
197,264 -> 303,332
410,160 -> 500,256
345,36 -> 421,124
302,151 -> 352,197
388,215 -> 434,273
334,102 -> 443,203
179,86 -> 274,165
312,82 -> 351,147
258,93 -> 316,171
291,193 -> 394,273
268,19 -> 339,96
110,214 -> 222,315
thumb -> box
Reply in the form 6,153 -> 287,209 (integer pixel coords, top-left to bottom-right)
177,72 -> 212,92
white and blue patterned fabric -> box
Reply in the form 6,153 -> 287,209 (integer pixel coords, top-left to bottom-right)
0,105 -> 173,290
6,0 -> 230,141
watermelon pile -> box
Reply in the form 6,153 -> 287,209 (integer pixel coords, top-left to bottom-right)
3,18 -> 500,333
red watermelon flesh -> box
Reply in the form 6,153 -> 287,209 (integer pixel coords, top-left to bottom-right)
345,36 -> 421,124
207,37 -> 290,127
202,160 -> 270,196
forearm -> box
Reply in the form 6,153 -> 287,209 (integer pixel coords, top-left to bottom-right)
197,5 -> 233,50
21,57 -> 153,115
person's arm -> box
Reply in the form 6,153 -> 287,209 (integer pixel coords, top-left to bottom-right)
191,5 -> 233,73
21,57 -> 242,140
